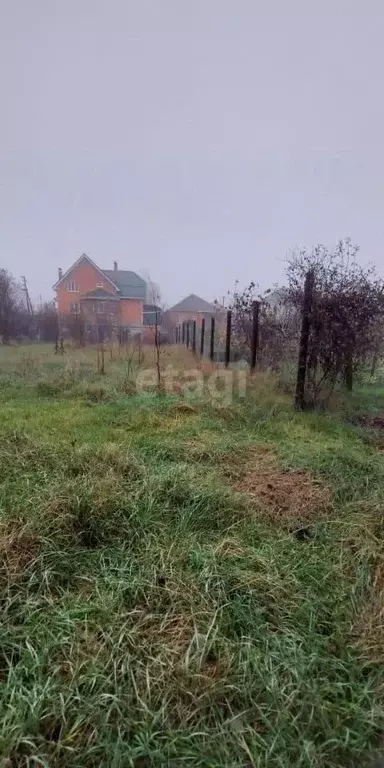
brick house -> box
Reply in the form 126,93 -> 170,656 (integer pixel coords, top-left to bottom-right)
53,254 -> 146,335
166,294 -> 223,329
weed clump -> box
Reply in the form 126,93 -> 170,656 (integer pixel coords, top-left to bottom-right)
36,378 -> 66,397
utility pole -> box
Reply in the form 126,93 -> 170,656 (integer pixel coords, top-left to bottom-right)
21,276 -> 33,315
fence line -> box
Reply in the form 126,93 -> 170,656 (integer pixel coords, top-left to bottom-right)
174,270 -> 312,408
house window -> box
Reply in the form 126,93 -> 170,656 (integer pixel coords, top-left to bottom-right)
67,280 -> 78,292
69,302 -> 79,314
96,281 -> 103,288
92,302 -> 105,314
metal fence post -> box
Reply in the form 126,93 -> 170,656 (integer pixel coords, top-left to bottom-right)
250,300 -> 260,373
210,316 -> 215,361
295,269 -> 314,410
225,310 -> 232,367
200,318 -> 205,356
192,320 -> 196,354
186,322 -> 190,348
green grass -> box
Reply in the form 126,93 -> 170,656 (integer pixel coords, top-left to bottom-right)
0,344 -> 384,766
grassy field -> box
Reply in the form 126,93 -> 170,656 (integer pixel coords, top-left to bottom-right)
0,343 -> 383,767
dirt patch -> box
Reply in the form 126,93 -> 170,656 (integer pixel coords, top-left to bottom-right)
352,413 -> 384,429
232,446 -> 331,523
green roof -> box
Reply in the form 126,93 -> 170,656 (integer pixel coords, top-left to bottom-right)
103,270 -> 146,299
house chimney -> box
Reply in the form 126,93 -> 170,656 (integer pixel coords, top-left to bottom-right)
113,260 -> 118,272
58,267 -> 63,280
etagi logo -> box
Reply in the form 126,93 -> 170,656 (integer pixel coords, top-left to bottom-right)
136,366 -> 247,405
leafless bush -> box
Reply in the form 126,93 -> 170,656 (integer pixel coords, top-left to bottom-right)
229,281 -> 299,370
0,269 -> 28,343
229,239 -> 384,406
285,239 -> 384,403
35,301 -> 59,342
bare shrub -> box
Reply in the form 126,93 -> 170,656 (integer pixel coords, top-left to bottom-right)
229,239 -> 384,406
0,269 -> 28,343
229,281 -> 299,371
285,239 -> 384,404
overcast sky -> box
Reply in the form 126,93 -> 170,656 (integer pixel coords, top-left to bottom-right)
1,1 -> 384,307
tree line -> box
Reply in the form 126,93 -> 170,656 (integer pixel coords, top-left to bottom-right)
0,269 -> 58,343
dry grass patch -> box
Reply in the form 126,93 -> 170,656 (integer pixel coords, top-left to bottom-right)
182,431 -> 225,461
197,360 -> 217,375
353,561 -> 384,665
353,413 -> 384,430
171,403 -> 196,415
232,445 -> 331,524
0,520 -> 39,581
214,537 -> 253,559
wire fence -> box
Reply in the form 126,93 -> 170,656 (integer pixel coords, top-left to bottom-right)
172,273 -> 314,410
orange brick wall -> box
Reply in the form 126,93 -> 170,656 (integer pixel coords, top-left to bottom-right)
56,262 -> 116,315
120,299 -> 143,325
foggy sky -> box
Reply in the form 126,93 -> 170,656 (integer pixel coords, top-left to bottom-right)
1,1 -> 384,307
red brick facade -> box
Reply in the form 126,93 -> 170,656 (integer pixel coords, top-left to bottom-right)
120,298 -> 143,326
54,256 -> 144,328
56,261 -> 115,316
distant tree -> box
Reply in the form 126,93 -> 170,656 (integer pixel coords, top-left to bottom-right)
145,279 -> 161,306
35,301 -> 59,342
228,281 -> 259,355
0,269 -> 24,343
